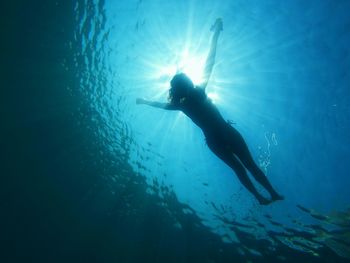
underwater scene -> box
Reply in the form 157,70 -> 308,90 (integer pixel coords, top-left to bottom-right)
2,0 -> 350,262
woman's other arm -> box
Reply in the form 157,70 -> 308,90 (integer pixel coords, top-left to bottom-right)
136,98 -> 179,110
200,18 -> 223,91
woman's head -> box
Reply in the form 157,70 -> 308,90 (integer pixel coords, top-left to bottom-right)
168,73 -> 194,104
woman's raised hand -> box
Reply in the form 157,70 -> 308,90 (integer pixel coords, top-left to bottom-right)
210,18 -> 223,32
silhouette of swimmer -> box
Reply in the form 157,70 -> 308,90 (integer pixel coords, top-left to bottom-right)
136,18 -> 284,205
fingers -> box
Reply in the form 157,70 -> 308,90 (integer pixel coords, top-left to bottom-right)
216,18 -> 223,31
136,98 -> 147,104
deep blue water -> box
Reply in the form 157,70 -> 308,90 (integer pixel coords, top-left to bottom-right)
1,0 -> 350,262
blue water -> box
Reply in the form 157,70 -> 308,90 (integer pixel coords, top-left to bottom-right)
2,0 -> 350,262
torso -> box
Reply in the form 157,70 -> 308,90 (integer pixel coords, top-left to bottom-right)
179,88 -> 228,138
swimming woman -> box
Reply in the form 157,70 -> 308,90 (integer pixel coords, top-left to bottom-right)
136,18 -> 284,205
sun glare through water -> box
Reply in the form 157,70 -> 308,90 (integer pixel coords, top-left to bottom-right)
153,47 -> 222,105
158,50 -> 205,86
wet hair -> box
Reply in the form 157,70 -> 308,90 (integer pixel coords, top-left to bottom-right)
168,73 -> 195,104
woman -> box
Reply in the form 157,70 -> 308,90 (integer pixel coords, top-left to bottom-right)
136,18 -> 283,205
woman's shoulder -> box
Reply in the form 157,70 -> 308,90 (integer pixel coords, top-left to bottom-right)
195,85 -> 205,91
193,86 -> 206,95
192,87 -> 207,101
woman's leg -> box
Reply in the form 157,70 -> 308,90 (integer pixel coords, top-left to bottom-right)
207,139 -> 271,205
230,130 -> 283,201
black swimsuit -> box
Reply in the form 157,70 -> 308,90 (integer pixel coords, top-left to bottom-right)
178,88 -> 247,154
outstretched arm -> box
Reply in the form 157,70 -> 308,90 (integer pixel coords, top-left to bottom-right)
136,98 -> 179,110
200,18 -> 223,90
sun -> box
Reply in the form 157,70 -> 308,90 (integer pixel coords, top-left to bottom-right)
157,49 -> 206,88
177,50 -> 205,85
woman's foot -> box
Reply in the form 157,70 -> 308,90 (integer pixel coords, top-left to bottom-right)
210,18 -> 223,32
271,194 -> 284,202
258,196 -> 272,206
